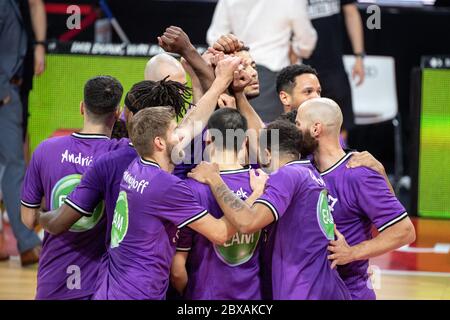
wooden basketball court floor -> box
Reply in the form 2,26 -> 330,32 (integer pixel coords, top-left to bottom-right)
0,218 -> 449,300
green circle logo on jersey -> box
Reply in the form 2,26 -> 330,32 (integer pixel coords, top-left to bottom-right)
317,189 -> 335,240
110,191 -> 129,249
51,174 -> 104,233
214,230 -> 261,266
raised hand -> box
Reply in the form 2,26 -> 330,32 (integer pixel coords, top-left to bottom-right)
201,49 -> 216,67
346,151 -> 384,175
249,169 -> 268,195
217,93 -> 237,109
231,68 -> 252,93
211,52 -> 227,66
212,34 -> 244,53
214,56 -> 242,84
187,161 -> 220,184
158,26 -> 194,56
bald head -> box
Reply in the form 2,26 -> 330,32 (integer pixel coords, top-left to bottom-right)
297,97 -> 343,136
144,53 -> 186,84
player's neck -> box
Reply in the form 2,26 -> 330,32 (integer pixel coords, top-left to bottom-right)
144,153 -> 171,173
210,150 -> 243,171
79,124 -> 113,137
314,137 -> 346,173
279,155 -> 299,168
81,116 -> 115,137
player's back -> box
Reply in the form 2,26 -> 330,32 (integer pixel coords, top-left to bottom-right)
66,141 -> 138,246
320,152 -> 407,300
181,166 -> 261,300
21,133 -> 122,300
95,157 -> 209,300
256,160 -> 350,300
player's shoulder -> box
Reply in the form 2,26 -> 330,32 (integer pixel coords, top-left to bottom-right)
33,135 -> 71,155
280,160 -> 316,177
320,152 -> 381,181
184,177 -> 204,189
104,144 -> 136,161
150,172 -> 200,200
95,147 -> 137,172
269,161 -> 317,188
40,134 -> 71,147
185,175 -> 211,192
220,166 -> 252,181
345,163 -> 384,186
158,169 -> 184,188
107,138 -> 132,151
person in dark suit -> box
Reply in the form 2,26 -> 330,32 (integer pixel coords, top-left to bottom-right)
0,0 -> 42,266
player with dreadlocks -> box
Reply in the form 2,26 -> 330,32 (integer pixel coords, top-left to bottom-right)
112,77 -> 192,139
36,55 -> 241,300
125,77 -> 192,122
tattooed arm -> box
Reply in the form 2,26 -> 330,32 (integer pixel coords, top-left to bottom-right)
188,162 -> 274,234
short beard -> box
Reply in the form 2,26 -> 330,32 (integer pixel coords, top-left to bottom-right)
300,130 -> 319,157
168,143 -> 184,166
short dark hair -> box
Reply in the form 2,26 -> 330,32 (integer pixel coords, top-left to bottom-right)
129,107 -> 175,157
264,120 -> 303,158
207,108 -> 248,152
111,119 -> 128,139
84,76 -> 123,116
125,77 -> 192,120
276,109 -> 297,124
276,64 -> 318,94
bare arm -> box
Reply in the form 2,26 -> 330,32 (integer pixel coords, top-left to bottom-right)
29,0 -> 47,75
177,57 -> 241,148
38,204 -> 83,235
181,46 -> 215,92
159,26 -> 215,91
29,0 -> 46,42
328,218 -> 416,268
343,4 -> 365,58
181,58 -> 204,104
228,68 -> 265,164
188,162 -> 274,234
187,214 -> 236,245
234,91 -> 265,163
169,166 -> 267,294
209,176 -> 272,234
233,72 -> 265,131
170,251 -> 189,295
343,3 -> 365,85
21,206 -> 39,230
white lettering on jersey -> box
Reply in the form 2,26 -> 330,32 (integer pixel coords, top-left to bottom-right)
123,170 -> 149,194
61,149 -> 93,167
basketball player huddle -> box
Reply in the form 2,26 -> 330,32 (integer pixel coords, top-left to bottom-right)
20,27 -> 415,300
